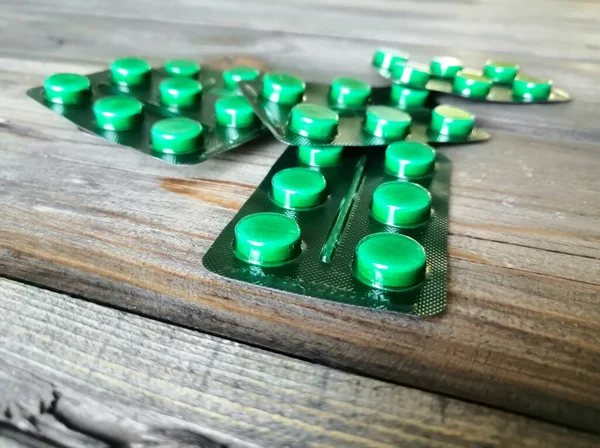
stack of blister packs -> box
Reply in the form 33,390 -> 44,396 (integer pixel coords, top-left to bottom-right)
28,50 -> 570,316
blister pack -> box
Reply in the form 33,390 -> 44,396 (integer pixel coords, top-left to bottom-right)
204,141 -> 450,316
27,58 -> 266,164
239,73 -> 489,147
372,48 -> 571,103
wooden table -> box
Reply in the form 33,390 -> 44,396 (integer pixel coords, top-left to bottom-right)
1,1 -> 599,446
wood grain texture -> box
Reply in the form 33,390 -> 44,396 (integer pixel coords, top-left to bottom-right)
2,279 -> 599,448
1,54 -> 599,433
1,0 -> 600,436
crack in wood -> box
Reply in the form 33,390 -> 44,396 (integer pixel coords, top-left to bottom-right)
0,361 -> 231,448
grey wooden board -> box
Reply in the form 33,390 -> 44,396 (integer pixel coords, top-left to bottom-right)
1,57 -> 600,433
2,278 -> 599,448
1,0 -> 600,438
0,1 -> 599,142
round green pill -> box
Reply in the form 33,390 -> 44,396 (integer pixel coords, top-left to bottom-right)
391,63 -> 430,89
512,75 -> 553,100
234,212 -> 301,266
355,233 -> 427,290
151,118 -> 203,154
390,85 -> 429,109
385,141 -> 436,178
164,59 -> 200,78
298,146 -> 344,167
453,71 -> 492,98
329,77 -> 372,107
372,48 -> 409,72
223,66 -> 260,90
272,167 -> 327,209
483,60 -> 519,84
262,73 -> 306,105
44,73 -> 90,105
289,104 -> 339,140
364,106 -> 411,140
93,96 -> 143,131
111,58 -> 151,86
372,181 -> 432,227
159,78 -> 202,107
215,96 -> 255,128
430,105 -> 474,137
430,56 -> 463,78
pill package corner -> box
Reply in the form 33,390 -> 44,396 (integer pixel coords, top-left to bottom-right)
27,58 -> 267,165
372,48 -> 571,104
203,142 -> 450,316
238,73 -> 490,147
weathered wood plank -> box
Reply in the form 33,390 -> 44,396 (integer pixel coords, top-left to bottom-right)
0,54 -> 599,434
0,5 -> 599,142
1,278 -> 599,448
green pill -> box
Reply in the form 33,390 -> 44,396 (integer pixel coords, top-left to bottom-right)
391,63 -> 430,89
430,57 -> 463,78
483,60 -> 519,84
329,77 -> 372,107
355,233 -> 427,290
453,71 -> 492,98
234,212 -> 301,266
215,96 -> 255,128
159,78 -> 202,107
262,73 -> 306,105
151,118 -> 203,154
44,73 -> 90,105
289,104 -> 339,140
298,145 -> 344,167
93,96 -> 143,131
164,59 -> 200,78
430,105 -> 474,137
372,181 -> 432,227
390,85 -> 429,109
223,66 -> 260,90
272,167 -> 327,209
111,57 -> 151,86
372,48 -> 409,72
512,75 -> 553,100
385,141 -> 436,178
364,106 -> 411,140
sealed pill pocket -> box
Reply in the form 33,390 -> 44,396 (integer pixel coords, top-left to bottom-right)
203,142 -> 450,316
27,58 -> 267,165
373,49 -> 571,103
239,74 -> 489,147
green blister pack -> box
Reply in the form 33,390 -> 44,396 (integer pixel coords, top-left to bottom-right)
27,58 -> 266,165
239,73 -> 490,147
372,48 -> 571,103
204,142 -> 450,316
